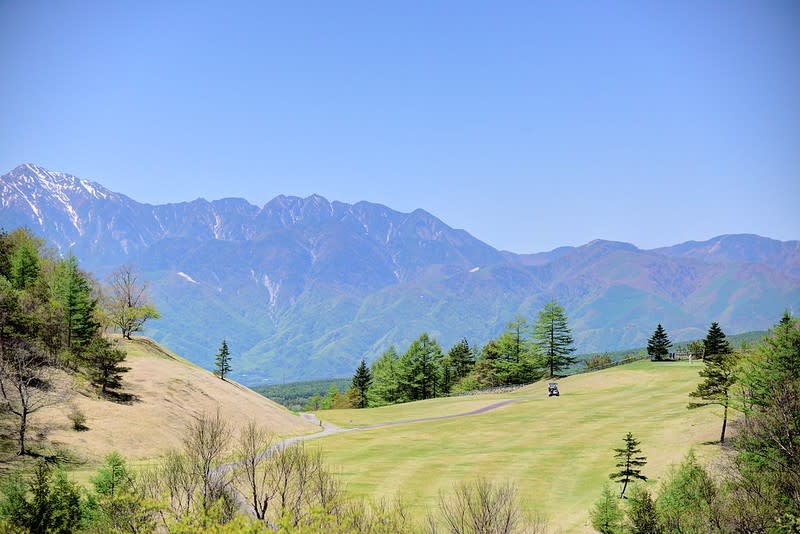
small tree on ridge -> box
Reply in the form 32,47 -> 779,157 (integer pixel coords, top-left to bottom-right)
214,340 -> 231,380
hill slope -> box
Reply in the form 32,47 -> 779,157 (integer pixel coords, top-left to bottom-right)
37,337 -> 318,463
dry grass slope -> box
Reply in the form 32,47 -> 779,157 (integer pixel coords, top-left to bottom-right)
36,336 -> 318,464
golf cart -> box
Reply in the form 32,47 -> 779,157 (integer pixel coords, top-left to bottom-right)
548,383 -> 560,397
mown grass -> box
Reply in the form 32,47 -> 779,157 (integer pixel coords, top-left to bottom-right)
321,396 -> 507,427
315,360 -> 721,532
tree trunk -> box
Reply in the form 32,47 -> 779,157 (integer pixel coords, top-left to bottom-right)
720,403 -> 728,444
17,410 -> 27,455
619,478 -> 628,499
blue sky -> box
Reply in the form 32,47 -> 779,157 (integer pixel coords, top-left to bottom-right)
1,1 -> 798,253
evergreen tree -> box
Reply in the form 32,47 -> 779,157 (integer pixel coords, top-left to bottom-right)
54,254 -> 99,352
689,322 -> 737,443
9,238 -> 40,291
625,485 -> 660,534
609,432 -> 648,498
368,347 -> 402,406
398,333 -> 443,400
646,324 -> 672,361
590,484 -> 624,534
82,337 -> 129,393
533,300 -> 576,377
703,321 -> 732,359
656,451 -> 719,533
735,313 -> 800,520
447,338 -> 475,382
351,358 -> 372,408
214,339 -> 232,380
474,340 -> 503,388
778,309 -> 793,328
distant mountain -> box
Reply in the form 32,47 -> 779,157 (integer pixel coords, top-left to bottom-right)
653,234 -> 800,278
2,163 -> 798,383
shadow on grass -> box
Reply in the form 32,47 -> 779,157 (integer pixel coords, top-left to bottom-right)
102,390 -> 141,405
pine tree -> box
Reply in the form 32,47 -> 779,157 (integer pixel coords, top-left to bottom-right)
447,338 -> 475,382
82,337 -> 129,393
533,300 -> 576,377
625,485 -> 660,533
609,432 -> 648,498
351,358 -> 372,408
214,339 -> 232,380
689,322 -> 737,443
646,324 -> 672,361
703,321 -> 732,359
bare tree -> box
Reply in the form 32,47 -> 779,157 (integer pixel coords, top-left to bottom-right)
107,264 -> 159,339
182,409 -> 232,512
432,478 -> 524,534
233,420 -> 276,521
0,338 -> 66,455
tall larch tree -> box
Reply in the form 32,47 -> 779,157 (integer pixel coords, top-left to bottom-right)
646,324 -> 672,361
398,333 -> 443,401
368,346 -> 402,406
533,300 -> 576,378
54,254 -> 99,353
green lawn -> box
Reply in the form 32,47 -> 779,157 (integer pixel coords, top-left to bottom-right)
315,361 -> 722,532
320,395 -> 507,427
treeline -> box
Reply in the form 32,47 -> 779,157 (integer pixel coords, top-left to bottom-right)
591,312 -> 800,532
252,378 -> 351,411
0,227 -> 158,455
320,301 -> 578,410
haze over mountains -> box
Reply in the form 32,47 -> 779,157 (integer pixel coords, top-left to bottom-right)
2,163 -> 799,383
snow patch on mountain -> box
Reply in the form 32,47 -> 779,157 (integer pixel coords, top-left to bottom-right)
177,272 -> 199,284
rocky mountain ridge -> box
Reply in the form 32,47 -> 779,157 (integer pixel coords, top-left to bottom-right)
2,163 -> 798,383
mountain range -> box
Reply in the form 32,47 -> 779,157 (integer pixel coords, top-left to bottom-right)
2,163 -> 799,383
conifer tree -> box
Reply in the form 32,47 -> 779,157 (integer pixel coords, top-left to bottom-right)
646,324 -> 672,361
398,333 -> 443,400
590,484 -> 624,533
533,300 -> 576,377
609,432 -> 648,498
55,254 -> 99,352
447,338 -> 475,382
9,239 -> 40,291
702,321 -> 732,359
351,358 -> 372,408
214,339 -> 232,380
689,322 -> 737,443
82,337 -> 129,393
368,347 -> 402,406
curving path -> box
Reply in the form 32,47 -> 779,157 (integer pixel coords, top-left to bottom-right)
284,398 -> 518,446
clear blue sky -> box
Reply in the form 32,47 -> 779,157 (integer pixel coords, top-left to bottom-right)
1,1 -> 798,253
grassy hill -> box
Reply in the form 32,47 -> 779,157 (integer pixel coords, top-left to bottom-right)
33,337 -> 318,467
313,360 -> 720,532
